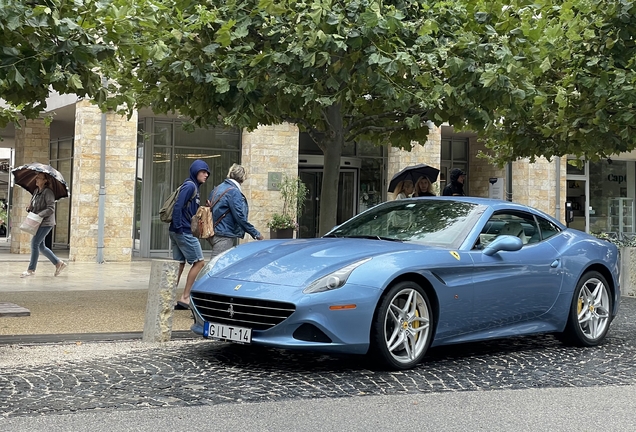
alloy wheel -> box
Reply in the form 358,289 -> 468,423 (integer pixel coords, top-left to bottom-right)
577,277 -> 610,340
383,288 -> 431,364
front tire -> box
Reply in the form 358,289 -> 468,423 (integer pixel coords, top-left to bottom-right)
559,271 -> 612,346
370,281 -> 433,370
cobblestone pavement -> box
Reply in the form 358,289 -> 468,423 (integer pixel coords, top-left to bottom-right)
1,297 -> 635,419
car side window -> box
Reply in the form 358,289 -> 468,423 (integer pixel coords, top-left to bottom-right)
475,212 -> 539,249
535,216 -> 561,242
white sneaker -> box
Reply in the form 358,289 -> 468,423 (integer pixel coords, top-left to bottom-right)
20,270 -> 35,278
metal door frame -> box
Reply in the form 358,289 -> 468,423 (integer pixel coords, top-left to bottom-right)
299,165 -> 359,237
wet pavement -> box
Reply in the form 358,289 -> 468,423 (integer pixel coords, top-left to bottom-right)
0,241 -> 194,339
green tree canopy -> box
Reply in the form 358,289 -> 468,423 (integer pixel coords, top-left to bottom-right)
108,0 -> 476,234
3,0 -> 636,234
0,0 -> 156,126
443,0 -> 636,164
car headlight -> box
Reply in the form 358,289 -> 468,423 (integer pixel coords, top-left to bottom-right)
195,249 -> 232,282
303,258 -> 372,294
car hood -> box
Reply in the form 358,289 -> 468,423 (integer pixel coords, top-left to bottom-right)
206,238 -> 429,287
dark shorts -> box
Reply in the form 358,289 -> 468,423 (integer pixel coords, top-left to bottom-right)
169,231 -> 204,265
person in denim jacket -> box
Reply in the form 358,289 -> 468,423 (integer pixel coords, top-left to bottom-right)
207,164 -> 263,259
169,159 -> 210,309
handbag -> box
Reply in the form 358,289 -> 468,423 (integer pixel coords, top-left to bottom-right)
20,212 -> 43,236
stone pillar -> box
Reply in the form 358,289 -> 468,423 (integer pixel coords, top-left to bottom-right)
468,141 -> 567,223
512,157 -> 567,222
388,126 -> 442,198
241,123 -> 300,240
143,259 -> 181,342
620,247 -> 636,297
468,137 -> 505,198
70,100 -> 138,262
10,118 -> 50,254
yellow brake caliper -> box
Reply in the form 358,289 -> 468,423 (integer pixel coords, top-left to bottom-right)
411,309 -> 420,341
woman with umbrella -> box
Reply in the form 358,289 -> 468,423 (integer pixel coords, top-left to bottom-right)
388,164 -> 440,199
392,180 -> 414,200
413,176 -> 436,197
13,167 -> 68,278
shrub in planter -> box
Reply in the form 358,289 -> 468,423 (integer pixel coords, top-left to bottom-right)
267,175 -> 308,237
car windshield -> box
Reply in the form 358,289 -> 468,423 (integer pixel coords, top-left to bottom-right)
326,199 -> 486,248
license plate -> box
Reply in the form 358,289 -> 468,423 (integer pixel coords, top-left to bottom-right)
204,321 -> 252,344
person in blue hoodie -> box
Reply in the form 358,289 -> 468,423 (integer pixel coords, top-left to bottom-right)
170,159 -> 210,309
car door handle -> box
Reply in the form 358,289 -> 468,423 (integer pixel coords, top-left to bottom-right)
550,259 -> 560,268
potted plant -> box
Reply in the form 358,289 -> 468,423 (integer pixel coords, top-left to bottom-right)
268,174 -> 308,239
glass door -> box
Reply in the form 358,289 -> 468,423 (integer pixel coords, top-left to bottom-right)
49,138 -> 73,249
298,169 -> 357,238
136,118 -> 241,257
566,158 -> 589,232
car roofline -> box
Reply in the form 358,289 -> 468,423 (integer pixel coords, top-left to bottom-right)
409,196 -> 567,230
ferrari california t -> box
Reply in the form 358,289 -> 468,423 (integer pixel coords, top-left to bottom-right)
188,197 -> 620,370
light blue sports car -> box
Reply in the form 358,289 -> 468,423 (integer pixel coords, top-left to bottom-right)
189,197 -> 620,370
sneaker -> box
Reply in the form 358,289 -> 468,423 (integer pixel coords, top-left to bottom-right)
54,261 -> 67,277
20,270 -> 35,278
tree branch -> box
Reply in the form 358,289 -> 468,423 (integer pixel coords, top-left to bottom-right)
344,106 -> 427,135
346,123 -> 411,141
282,116 -> 326,152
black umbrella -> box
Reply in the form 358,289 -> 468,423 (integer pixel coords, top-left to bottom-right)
388,163 -> 440,193
11,162 -> 70,200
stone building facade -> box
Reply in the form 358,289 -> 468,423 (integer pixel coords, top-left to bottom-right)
1,96 -> 605,263
69,101 -> 138,262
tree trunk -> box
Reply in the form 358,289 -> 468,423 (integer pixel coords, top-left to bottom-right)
318,104 -> 344,236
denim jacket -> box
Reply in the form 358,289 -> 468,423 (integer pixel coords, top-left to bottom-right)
209,179 -> 260,239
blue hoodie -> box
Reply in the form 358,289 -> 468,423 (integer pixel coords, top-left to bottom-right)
169,160 -> 210,234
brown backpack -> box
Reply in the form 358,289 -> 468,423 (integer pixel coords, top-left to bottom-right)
191,206 -> 214,239
190,187 -> 234,239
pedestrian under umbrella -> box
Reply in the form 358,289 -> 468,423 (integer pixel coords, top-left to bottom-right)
388,164 -> 440,193
11,163 -> 69,278
11,162 -> 70,200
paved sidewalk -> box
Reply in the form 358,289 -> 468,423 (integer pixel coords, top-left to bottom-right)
0,239 -> 195,341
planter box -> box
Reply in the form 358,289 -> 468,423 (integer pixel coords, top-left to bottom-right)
270,228 -> 294,239
619,247 -> 636,297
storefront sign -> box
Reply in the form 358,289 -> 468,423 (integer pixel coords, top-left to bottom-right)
268,172 -> 282,190
607,174 -> 627,184
489,177 -> 504,200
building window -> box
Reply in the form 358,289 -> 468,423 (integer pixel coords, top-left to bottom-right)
136,119 -> 241,255
358,142 -> 385,211
440,138 -> 468,193
589,159 -> 634,234
49,137 -> 73,248
566,158 -> 586,176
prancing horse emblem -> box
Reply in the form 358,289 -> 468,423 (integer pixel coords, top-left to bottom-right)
227,304 -> 235,318
234,284 -> 242,291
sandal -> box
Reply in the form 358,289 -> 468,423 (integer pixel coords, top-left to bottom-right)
54,261 -> 67,276
20,270 -> 35,278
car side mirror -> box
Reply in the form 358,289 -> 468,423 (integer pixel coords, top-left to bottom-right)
483,235 -> 523,256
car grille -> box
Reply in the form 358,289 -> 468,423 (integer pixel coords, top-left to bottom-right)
191,292 -> 296,331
